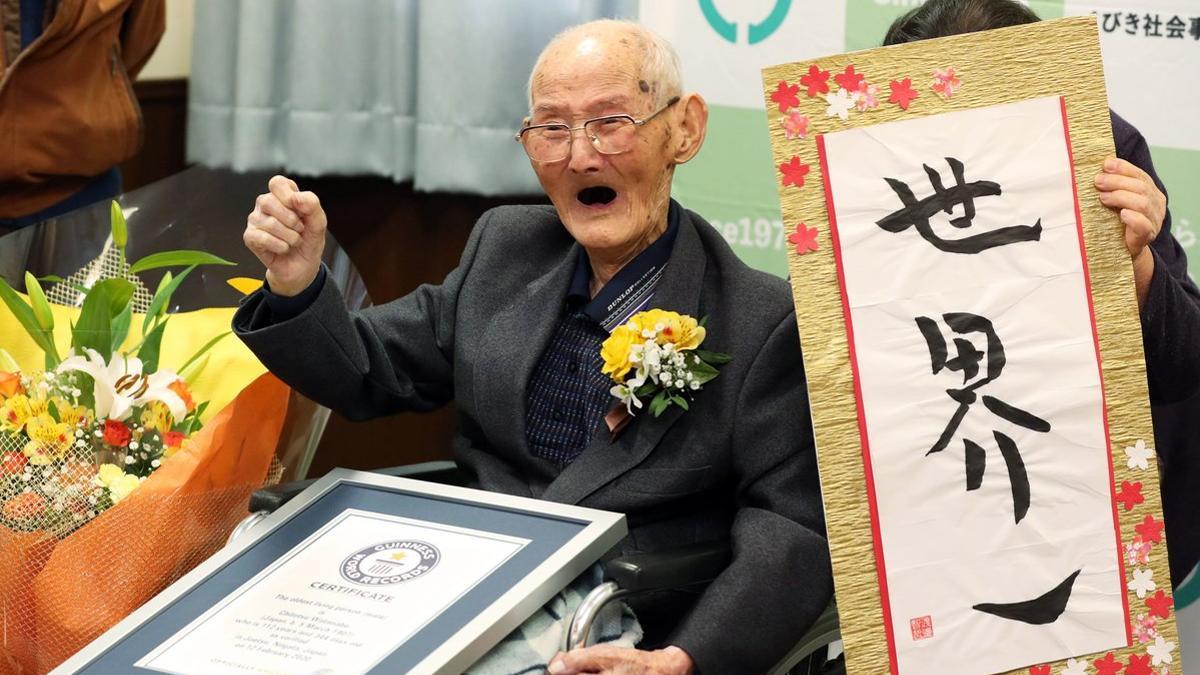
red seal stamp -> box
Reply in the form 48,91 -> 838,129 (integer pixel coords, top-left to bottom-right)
910,615 -> 933,641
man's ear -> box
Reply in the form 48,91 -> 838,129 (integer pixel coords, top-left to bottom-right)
671,92 -> 708,165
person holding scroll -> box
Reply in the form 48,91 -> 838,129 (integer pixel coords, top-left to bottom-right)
884,0 -> 1200,589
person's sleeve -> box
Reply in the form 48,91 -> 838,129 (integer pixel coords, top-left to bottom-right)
668,311 -> 834,674
261,266 -> 327,321
119,0 -> 166,78
232,209 -> 492,420
1114,114 -> 1200,406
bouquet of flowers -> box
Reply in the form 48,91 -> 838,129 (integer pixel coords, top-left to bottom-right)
600,309 -> 730,417
0,202 -> 230,536
0,201 -> 292,674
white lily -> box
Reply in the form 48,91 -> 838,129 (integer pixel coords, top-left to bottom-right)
56,348 -> 186,421
610,384 -> 644,415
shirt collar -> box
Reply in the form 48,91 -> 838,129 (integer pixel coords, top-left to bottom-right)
567,199 -> 681,332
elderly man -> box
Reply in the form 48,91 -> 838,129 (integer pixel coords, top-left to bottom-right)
234,19 -> 832,675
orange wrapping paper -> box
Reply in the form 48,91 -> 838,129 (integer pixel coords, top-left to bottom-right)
0,373 -> 289,674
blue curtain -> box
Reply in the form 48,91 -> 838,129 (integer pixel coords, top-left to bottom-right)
187,0 -> 635,195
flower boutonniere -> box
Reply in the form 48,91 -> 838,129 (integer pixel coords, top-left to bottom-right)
600,309 -> 731,417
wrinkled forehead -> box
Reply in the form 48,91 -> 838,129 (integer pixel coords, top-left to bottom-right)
530,33 -> 650,112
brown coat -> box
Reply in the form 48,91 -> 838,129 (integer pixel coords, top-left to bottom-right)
0,0 -> 165,219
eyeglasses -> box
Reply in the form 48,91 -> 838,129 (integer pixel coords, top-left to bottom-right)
515,96 -> 680,163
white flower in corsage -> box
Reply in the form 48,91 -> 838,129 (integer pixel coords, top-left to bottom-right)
600,309 -> 731,417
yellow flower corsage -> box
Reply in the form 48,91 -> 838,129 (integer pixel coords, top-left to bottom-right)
600,309 -> 730,417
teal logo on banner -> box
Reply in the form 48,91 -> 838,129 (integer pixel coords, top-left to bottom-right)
699,0 -> 791,44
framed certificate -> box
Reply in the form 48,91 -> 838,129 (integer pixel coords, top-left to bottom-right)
53,468 -> 627,675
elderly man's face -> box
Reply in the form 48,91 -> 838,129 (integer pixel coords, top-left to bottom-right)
527,33 -> 678,260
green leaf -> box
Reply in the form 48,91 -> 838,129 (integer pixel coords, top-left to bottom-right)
671,395 -> 689,411
24,272 -> 53,332
71,278 -> 135,359
0,276 -> 58,360
0,349 -> 18,372
37,276 -> 90,296
137,319 -> 169,372
110,302 -> 133,353
633,381 -> 658,398
698,315 -> 710,328
143,271 -> 170,334
694,349 -> 732,365
71,371 -> 96,410
182,401 -> 210,434
142,267 -> 194,334
649,390 -> 670,417
110,200 -> 128,248
686,359 -> 721,387
178,331 -> 231,372
129,250 -> 235,275
178,352 -> 209,384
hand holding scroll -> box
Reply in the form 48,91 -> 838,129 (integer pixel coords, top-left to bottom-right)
1094,157 -> 1166,309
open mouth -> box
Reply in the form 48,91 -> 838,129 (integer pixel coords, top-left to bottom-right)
577,186 -> 618,207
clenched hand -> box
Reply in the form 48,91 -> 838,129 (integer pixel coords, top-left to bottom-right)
243,175 -> 327,297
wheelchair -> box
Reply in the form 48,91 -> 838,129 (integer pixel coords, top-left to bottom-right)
230,461 -> 843,675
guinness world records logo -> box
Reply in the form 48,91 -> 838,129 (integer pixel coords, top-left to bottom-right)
341,540 -> 440,586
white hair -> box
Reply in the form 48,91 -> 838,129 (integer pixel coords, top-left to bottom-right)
527,19 -> 683,110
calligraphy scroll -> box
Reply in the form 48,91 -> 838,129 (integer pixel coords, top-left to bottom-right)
762,16 -> 1180,675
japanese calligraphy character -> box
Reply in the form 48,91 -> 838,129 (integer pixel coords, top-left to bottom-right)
1100,12 -> 1120,33
877,157 -> 1043,254
916,312 -> 1051,524
1125,12 -> 1140,35
1166,15 -> 1186,38
1144,13 -> 1163,37
974,569 -> 1081,625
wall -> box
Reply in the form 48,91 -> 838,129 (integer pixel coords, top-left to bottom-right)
139,0 -> 194,81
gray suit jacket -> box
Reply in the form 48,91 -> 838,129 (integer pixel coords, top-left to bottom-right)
233,204 -> 833,674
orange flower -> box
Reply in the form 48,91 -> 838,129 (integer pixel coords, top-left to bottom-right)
168,380 -> 196,412
0,372 -> 23,400
1,452 -> 27,476
3,492 -> 46,521
162,435 -> 188,459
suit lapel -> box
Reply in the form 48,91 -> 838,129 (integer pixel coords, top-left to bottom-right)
541,211 -> 709,505
473,246 -> 579,483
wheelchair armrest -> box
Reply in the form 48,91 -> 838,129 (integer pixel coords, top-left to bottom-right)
567,540 -> 735,651
249,460 -> 467,513
602,539 -> 732,593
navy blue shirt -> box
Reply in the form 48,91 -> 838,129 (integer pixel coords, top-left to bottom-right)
524,201 -> 680,465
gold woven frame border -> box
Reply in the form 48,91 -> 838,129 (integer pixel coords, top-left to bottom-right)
761,16 -> 1179,674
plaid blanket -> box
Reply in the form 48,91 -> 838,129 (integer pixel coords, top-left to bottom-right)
467,564 -> 643,675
